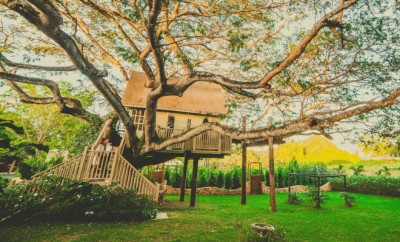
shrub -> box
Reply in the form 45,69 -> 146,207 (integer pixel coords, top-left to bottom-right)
238,226 -> 285,242
170,170 -> 182,188
264,169 -> 270,186
164,167 -> 171,185
288,193 -> 303,204
0,176 -> 157,223
17,156 -> 63,179
232,168 -> 242,189
208,171 -> 218,187
197,168 -> 208,188
339,192 -> 356,207
225,172 -> 233,189
330,176 -> 400,197
306,186 -> 330,207
216,170 -> 225,188
0,176 -> 10,193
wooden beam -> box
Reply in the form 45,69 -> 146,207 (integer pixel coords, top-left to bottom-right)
241,116 -> 247,205
8,160 -> 17,174
268,117 -> 277,212
180,155 -> 189,202
190,157 -> 199,207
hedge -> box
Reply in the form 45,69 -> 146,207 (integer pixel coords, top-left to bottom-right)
330,175 -> 400,197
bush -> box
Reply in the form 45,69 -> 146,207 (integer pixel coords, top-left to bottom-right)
238,226 -> 285,242
288,193 -> 303,204
306,186 -> 330,207
164,167 -> 171,185
17,156 -> 63,179
225,172 -> 233,189
208,171 -> 218,187
232,168 -> 242,189
197,168 -> 208,188
330,176 -> 400,197
0,176 -> 157,223
339,192 -> 356,207
170,170 -> 182,188
0,176 -> 10,193
217,170 -> 225,188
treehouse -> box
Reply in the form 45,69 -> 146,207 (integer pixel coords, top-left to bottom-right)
121,71 -> 232,159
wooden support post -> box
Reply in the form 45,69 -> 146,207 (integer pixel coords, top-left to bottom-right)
180,155 -> 189,202
343,175 -> 348,205
317,177 -> 321,208
76,146 -> 89,180
268,117 -> 277,212
241,116 -> 247,205
8,160 -> 16,174
190,157 -> 199,207
288,174 -> 291,203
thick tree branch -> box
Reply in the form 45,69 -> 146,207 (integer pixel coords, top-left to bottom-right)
0,53 -> 78,71
259,0 -> 358,86
0,71 -> 95,121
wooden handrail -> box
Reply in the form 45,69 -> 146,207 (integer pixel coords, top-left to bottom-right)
112,153 -> 159,200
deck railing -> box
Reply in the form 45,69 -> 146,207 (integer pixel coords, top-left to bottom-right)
156,128 -> 232,153
30,147 -> 159,201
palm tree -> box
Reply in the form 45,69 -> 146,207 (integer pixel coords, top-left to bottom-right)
349,165 -> 365,176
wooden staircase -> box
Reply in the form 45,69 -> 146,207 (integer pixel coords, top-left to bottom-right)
31,147 -> 160,201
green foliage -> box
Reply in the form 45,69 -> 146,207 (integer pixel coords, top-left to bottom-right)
0,116 -> 49,168
306,186 -> 330,207
288,193 -> 303,205
170,169 -> 182,188
0,98 -> 101,157
208,171 -> 218,187
0,176 -> 157,223
264,161 -> 331,188
225,172 -> 233,189
232,168 -> 242,189
330,176 -> 400,197
0,176 -> 10,193
349,165 -> 365,176
17,156 -> 62,179
197,168 -> 208,188
164,167 -> 171,185
238,226 -> 285,242
376,166 -> 391,176
333,165 -> 345,174
339,192 -> 357,207
216,170 -> 225,188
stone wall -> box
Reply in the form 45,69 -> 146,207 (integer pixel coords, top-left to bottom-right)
165,182 -> 332,195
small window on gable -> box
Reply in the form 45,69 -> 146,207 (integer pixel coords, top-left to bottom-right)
203,118 -> 209,123
187,119 -> 192,130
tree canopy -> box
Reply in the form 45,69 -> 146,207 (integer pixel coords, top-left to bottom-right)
0,0 -> 398,166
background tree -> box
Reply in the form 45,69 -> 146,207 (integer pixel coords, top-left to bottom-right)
0,0 -> 398,168
0,115 -> 49,171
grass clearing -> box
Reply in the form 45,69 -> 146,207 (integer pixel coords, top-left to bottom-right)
1,192 -> 399,241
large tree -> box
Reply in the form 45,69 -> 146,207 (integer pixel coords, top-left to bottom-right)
0,0 -> 398,167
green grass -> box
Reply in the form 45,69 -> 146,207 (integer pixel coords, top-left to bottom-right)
1,193 -> 399,241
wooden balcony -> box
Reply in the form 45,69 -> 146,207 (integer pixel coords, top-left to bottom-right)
156,128 -> 232,155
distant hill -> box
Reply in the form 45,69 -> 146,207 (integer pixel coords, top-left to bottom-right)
274,135 -> 361,164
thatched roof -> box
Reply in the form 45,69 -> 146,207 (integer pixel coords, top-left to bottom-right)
122,72 -> 228,115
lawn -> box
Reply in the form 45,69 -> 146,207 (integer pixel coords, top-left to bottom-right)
0,192 -> 399,241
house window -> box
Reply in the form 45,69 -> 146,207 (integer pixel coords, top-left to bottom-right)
132,108 -> 145,131
203,117 -> 209,123
167,114 -> 175,129
187,119 -> 192,130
